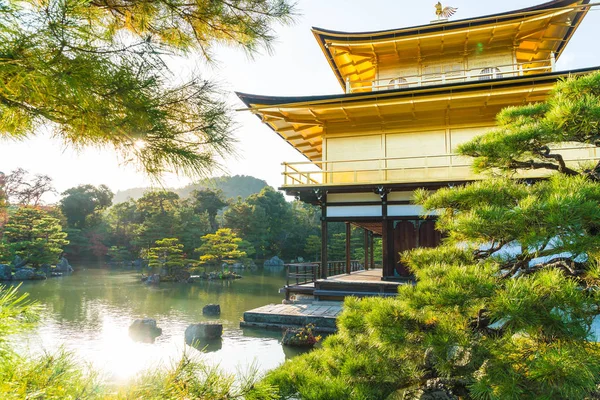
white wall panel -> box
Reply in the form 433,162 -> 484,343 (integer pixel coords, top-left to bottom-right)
328,206 -> 383,218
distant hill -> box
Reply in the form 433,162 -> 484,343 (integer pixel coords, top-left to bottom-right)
113,175 -> 270,204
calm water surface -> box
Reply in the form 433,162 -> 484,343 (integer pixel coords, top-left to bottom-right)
13,266 -> 306,384
15,266 -> 600,384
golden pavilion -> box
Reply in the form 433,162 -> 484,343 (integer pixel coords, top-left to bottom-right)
237,0 -> 598,294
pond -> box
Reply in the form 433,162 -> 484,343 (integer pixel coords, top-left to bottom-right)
13,266 -> 600,386
12,266 -> 306,384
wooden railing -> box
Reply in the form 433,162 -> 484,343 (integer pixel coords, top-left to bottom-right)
283,154 -> 471,187
286,261 -> 364,287
346,60 -> 555,93
282,146 -> 600,187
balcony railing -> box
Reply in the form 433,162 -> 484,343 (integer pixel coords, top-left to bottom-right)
286,261 -> 365,287
283,146 -> 600,187
346,60 -> 555,93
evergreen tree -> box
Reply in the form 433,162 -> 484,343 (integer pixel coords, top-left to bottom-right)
328,232 -> 346,261
264,72 -> 600,399
106,200 -> 140,250
197,228 -> 246,271
107,246 -> 132,264
304,235 -> 321,262
147,238 -> 186,277
60,184 -> 114,258
0,0 -> 295,177
0,173 -> 7,232
133,191 -> 179,250
223,197 -> 270,258
188,189 -> 227,231
223,187 -> 297,259
175,206 -> 211,256
3,207 -> 69,267
60,185 -> 113,229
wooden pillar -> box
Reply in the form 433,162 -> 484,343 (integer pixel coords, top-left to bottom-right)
369,232 -> 374,270
345,222 -> 351,274
381,190 -> 392,278
363,228 -> 369,270
321,200 -> 328,280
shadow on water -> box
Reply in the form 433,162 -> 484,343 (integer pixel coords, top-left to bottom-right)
187,338 -> 223,353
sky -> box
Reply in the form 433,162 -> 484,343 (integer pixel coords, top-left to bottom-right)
2,0 -> 600,200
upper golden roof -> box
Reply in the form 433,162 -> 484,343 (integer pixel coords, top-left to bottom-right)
313,0 -> 590,92
237,1 -> 595,163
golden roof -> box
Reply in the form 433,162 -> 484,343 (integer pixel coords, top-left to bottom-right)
313,0 -> 590,91
237,1 -> 594,162
238,69 -> 597,162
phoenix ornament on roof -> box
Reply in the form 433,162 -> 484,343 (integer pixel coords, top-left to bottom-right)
435,2 -> 458,19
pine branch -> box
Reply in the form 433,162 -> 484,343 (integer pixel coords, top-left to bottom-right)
534,146 -> 580,176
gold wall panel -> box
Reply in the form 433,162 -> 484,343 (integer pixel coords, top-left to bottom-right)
326,135 -> 383,183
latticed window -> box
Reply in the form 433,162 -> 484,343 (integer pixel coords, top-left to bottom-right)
445,63 -> 463,77
387,77 -> 409,90
479,67 -> 503,81
422,63 -> 465,85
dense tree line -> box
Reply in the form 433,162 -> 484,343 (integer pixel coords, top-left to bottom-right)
0,172 -> 379,267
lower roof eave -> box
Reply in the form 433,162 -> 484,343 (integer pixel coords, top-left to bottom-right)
281,177 -> 550,203
237,66 -> 600,110
280,180 -> 477,202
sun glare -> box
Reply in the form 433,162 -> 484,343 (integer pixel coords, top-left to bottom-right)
134,140 -> 147,150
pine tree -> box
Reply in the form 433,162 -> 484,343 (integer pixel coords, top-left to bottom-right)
197,228 -> 246,271
3,207 -> 69,267
0,0 -> 295,177
304,235 -> 321,262
147,238 -> 186,277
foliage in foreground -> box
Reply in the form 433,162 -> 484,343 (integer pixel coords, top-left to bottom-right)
0,284 -> 277,399
0,0 -> 295,178
263,72 -> 600,399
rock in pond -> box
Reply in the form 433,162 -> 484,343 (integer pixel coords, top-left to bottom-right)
143,274 -> 160,285
14,267 -> 35,281
56,257 -> 74,273
174,269 -> 191,283
39,264 -> 51,278
202,304 -> 221,316
129,318 -> 162,343
263,256 -> 285,269
0,264 -> 12,280
185,323 -> 223,347
11,255 -> 26,268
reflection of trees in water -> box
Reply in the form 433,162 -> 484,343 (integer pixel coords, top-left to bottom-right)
16,268 -> 286,329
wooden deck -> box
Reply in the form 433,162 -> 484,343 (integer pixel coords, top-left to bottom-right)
321,269 -> 397,284
285,269 -> 405,301
241,270 -> 409,333
241,302 -> 343,333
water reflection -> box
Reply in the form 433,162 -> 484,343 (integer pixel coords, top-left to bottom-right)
13,267 -> 306,383
187,338 -> 223,353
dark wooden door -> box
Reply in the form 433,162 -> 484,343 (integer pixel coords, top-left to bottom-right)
419,220 -> 442,248
393,221 -> 417,277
